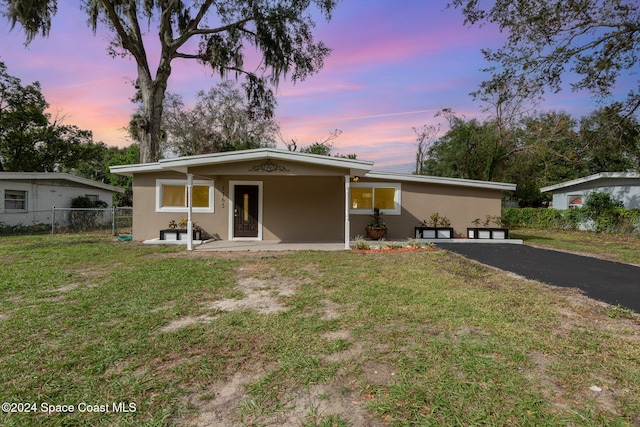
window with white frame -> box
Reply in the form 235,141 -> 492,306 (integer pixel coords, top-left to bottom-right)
4,190 -> 27,210
350,182 -> 401,215
156,179 -> 215,213
568,194 -> 583,208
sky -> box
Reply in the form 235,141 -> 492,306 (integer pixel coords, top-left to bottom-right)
1,1 -> 634,173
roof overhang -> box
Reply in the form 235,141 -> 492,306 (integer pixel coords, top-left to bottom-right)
0,172 -> 125,193
110,148 -> 374,177
364,171 -> 517,191
541,172 -> 640,193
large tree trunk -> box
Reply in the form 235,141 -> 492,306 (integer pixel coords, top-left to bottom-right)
137,61 -> 171,164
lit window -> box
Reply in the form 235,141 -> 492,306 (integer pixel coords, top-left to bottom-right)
4,190 -> 27,210
351,187 -> 372,210
374,187 -> 396,210
350,183 -> 401,215
162,185 -> 186,207
156,180 -> 215,213
192,186 -> 210,208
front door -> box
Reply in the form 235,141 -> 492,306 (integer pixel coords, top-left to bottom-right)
234,185 -> 259,238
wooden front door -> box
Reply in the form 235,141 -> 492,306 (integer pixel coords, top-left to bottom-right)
234,185 -> 259,238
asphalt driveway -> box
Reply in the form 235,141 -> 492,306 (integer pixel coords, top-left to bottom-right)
436,243 -> 640,313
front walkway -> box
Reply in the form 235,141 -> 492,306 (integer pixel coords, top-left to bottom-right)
194,237 -> 522,252
195,240 -> 347,252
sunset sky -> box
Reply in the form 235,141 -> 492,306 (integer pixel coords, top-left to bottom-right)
1,1 -> 634,172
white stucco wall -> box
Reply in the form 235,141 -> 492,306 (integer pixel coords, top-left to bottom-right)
0,180 -> 117,227
551,180 -> 640,210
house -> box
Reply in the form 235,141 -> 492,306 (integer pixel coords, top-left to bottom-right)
541,172 -> 640,210
0,172 -> 125,227
109,148 -> 516,248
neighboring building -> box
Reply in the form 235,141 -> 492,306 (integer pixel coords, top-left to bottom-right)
110,148 -> 516,247
541,172 -> 640,210
0,172 -> 125,227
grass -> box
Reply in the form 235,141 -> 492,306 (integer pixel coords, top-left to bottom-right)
511,227 -> 640,265
1,234 -> 639,426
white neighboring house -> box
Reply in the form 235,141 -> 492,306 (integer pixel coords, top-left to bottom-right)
541,172 -> 640,210
0,172 -> 125,227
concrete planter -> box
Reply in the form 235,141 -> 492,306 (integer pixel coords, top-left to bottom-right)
159,229 -> 201,241
415,226 -> 454,239
467,228 -> 509,239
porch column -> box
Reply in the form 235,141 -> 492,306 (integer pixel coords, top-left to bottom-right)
186,173 -> 194,251
344,175 -> 350,250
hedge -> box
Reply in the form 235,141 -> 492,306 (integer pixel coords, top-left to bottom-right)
503,207 -> 640,234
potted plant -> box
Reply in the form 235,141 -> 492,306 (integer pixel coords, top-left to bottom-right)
160,217 -> 202,241
365,208 -> 387,239
414,212 -> 454,239
467,215 -> 509,239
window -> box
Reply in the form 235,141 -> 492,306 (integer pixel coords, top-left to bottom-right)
156,179 -> 215,213
568,195 -> 583,208
4,190 -> 27,210
350,183 -> 401,215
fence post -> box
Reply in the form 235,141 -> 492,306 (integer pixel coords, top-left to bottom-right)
51,207 -> 55,234
112,206 -> 116,236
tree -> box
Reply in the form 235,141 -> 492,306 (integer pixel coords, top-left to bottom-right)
4,1 -> 338,163
413,124 -> 439,175
506,111 -> 582,206
283,129 -> 356,158
161,81 -> 278,157
450,0 -> 640,116
579,106 -> 640,174
422,110 -> 504,181
105,144 -> 139,206
0,61 -> 94,172
0,61 -> 48,171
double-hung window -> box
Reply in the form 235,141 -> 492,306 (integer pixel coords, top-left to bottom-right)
350,183 -> 401,215
156,179 -> 215,213
4,190 -> 27,210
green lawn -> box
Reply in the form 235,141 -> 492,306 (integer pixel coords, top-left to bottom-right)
511,228 -> 640,265
1,234 -> 639,426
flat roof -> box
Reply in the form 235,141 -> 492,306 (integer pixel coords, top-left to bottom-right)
365,170 -> 517,191
541,172 -> 640,192
0,172 -> 125,193
109,148 -> 516,191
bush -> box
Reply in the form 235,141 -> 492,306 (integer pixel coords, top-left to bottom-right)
503,194 -> 640,235
69,196 -> 109,231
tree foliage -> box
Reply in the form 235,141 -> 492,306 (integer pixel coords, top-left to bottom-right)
161,81 -> 278,157
0,61 -> 94,172
419,107 -> 640,206
3,0 -> 338,163
450,0 -> 640,116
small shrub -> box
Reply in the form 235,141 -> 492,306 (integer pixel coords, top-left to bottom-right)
351,235 -> 371,250
385,241 -> 404,250
406,239 -> 424,249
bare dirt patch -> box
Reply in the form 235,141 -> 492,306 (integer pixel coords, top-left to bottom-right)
208,276 -> 296,315
158,315 -> 218,333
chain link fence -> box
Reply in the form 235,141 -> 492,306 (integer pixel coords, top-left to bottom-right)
0,207 -> 132,237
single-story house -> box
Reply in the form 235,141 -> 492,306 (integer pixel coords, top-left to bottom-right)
541,172 -> 640,210
0,172 -> 125,227
110,148 -> 516,248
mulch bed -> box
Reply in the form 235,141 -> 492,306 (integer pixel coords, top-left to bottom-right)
351,247 -> 436,253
